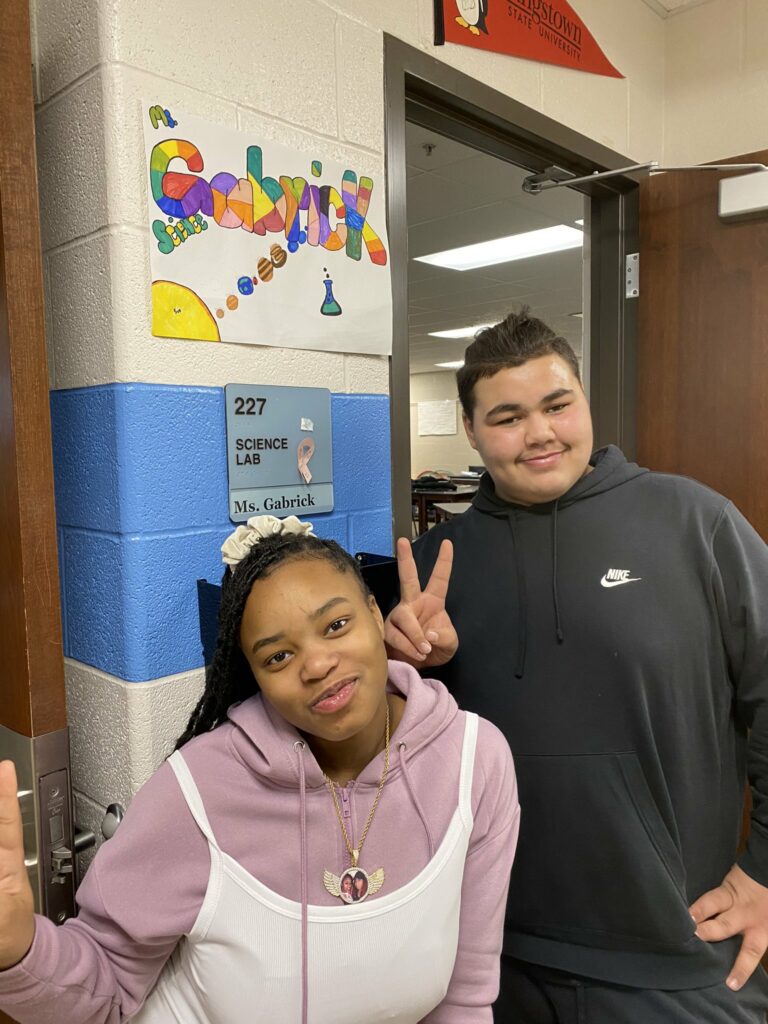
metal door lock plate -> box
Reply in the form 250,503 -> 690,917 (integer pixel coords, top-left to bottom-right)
0,725 -> 76,920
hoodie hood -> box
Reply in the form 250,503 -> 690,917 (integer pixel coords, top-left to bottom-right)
469,446 -> 648,675
226,660 -> 459,1024
227,660 -> 459,790
472,444 -> 648,516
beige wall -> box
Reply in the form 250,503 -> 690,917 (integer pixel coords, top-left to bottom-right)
410,373 -> 479,478
664,0 -> 768,165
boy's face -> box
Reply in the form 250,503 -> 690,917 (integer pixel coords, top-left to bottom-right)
463,354 -> 594,506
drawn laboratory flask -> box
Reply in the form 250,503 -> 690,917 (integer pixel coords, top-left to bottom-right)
320,275 -> 342,316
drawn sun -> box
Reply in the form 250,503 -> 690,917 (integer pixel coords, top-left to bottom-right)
151,280 -> 221,342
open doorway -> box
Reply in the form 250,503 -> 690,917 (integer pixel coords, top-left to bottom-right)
385,35 -> 640,541
406,124 -> 585,537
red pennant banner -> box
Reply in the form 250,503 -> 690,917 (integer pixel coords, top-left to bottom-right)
435,0 -> 623,79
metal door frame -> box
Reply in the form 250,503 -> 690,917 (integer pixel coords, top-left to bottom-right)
384,35 -> 640,538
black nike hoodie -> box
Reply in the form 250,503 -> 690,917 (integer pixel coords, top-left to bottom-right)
413,446 -> 768,988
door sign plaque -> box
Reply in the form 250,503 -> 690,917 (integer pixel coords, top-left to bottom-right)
225,384 -> 333,522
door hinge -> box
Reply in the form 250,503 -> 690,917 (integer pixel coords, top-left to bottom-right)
626,253 -> 639,298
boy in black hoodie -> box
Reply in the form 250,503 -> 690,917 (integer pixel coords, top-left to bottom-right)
385,310 -> 768,1022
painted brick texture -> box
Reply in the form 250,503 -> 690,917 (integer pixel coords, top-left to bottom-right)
51,384 -> 392,682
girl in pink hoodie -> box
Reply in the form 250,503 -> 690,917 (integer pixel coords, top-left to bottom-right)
0,516 -> 519,1023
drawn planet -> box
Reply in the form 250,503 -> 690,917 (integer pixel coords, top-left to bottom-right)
151,280 -> 220,342
238,276 -> 254,296
257,257 -> 274,282
270,244 -> 287,268
226,294 -> 239,310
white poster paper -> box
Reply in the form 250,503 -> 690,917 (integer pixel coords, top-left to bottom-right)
418,400 -> 457,436
143,104 -> 392,355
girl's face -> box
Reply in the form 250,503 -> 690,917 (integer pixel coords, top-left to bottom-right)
341,875 -> 353,894
239,557 -> 388,744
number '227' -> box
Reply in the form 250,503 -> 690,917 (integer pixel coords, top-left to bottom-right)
234,397 -> 267,415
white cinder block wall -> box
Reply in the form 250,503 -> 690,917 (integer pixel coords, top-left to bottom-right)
29,0 -> 765,863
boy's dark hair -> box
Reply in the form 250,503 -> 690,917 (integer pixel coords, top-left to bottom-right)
456,307 -> 581,419
175,532 -> 366,748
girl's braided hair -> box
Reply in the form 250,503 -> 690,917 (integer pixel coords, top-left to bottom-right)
175,531 -> 367,749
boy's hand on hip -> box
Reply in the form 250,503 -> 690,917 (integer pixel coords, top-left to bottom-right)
690,863 -> 768,991
384,538 -> 458,668
0,760 -> 35,970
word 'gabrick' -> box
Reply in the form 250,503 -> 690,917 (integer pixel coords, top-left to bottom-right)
150,140 -> 387,265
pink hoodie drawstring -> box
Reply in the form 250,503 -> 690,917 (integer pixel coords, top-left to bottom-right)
294,740 -> 309,1024
398,742 -> 435,859
291,735 -> 433,1023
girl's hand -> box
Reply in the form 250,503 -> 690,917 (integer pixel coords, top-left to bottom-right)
0,760 -> 35,970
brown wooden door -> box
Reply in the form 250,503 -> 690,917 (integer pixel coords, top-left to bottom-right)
1,0 -> 67,734
637,151 -> 768,951
1,1 -> 71,1018
637,150 -> 768,539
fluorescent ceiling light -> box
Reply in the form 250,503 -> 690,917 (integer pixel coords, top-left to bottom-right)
428,324 -> 493,339
415,224 -> 583,272
436,360 -> 465,369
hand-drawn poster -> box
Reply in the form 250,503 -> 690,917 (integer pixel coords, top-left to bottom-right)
143,105 -> 392,355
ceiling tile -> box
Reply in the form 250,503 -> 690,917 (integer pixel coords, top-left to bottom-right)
406,127 -> 587,377
405,123 -> 479,171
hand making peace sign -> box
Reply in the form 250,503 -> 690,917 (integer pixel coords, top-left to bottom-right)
0,760 -> 35,971
384,538 -> 458,669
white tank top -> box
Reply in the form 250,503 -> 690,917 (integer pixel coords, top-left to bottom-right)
130,713 -> 478,1024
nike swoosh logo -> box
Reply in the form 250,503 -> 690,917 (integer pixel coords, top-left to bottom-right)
600,576 -> 642,588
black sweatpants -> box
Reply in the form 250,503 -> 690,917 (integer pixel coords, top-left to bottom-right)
495,956 -> 768,1024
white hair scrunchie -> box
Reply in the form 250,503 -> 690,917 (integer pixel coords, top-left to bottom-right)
221,515 -> 315,570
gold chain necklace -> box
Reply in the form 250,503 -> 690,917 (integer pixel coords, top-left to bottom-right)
322,702 -> 389,904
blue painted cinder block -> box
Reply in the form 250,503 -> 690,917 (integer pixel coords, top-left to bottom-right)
60,526 -> 230,681
51,384 -> 228,532
349,508 -> 393,557
308,512 -> 349,549
51,384 -> 392,682
331,394 -> 392,512
50,387 -> 121,531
